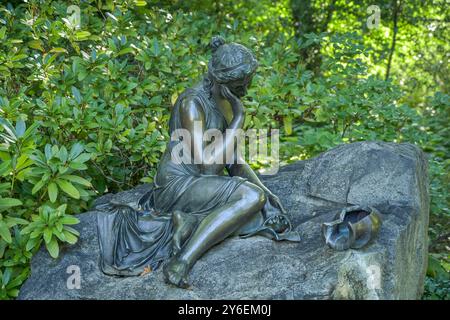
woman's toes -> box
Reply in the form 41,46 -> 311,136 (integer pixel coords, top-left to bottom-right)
163,257 -> 190,288
180,278 -> 189,289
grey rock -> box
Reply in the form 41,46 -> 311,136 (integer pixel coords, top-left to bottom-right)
18,141 -> 429,300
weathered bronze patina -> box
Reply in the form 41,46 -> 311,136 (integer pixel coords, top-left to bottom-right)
322,205 -> 382,251
97,36 -> 300,288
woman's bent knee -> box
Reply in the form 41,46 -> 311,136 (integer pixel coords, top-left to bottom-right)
238,183 -> 266,211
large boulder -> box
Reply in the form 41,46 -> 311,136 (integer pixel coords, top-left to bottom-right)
18,141 -> 429,300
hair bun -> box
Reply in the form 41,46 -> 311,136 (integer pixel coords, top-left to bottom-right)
210,36 -> 225,53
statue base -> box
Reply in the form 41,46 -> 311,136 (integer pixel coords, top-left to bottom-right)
18,142 -> 429,300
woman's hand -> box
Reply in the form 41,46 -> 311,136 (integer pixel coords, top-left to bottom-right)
267,192 -> 287,215
220,84 -> 244,119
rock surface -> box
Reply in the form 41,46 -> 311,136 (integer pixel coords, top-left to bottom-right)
18,141 -> 429,300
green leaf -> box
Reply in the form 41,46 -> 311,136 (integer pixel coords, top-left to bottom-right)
7,289 -> 19,297
78,69 -> 88,81
11,54 -> 27,62
75,31 -> 91,41
5,217 -> 28,226
31,177 -> 47,195
15,154 -> 33,172
0,26 -> 6,40
427,255 -> 450,280
15,119 -> 26,137
0,160 -> 12,176
135,0 -> 147,7
148,95 -> 162,106
0,240 -> 6,257
60,175 -> 91,187
62,230 -> 78,244
26,237 -> 41,251
117,47 -> 134,56
44,144 -> 52,160
106,12 -> 118,22
0,221 -> 11,243
68,162 -> 87,170
29,229 -> 42,239
59,146 -> 68,163
51,145 -> 59,157
2,267 -> 11,285
283,116 -> 293,136
55,179 -> 80,199
0,118 -> 17,141
69,143 -> 84,160
71,86 -> 82,104
73,153 -> 91,164
58,166 -> 69,175
0,197 -> 22,209
43,228 -> 52,244
48,182 -> 58,203
152,37 -> 159,56
60,216 -> 80,225
44,53 -> 58,66
45,237 -> 59,258
63,226 -> 80,236
49,47 -> 67,53
53,228 -> 66,241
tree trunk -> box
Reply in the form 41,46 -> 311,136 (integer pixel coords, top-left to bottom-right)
385,0 -> 402,81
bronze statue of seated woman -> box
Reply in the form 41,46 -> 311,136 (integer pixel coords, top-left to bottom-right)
97,36 -> 300,288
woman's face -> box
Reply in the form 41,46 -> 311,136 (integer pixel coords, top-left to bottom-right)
225,76 -> 253,98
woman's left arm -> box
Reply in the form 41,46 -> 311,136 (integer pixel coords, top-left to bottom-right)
227,161 -> 286,214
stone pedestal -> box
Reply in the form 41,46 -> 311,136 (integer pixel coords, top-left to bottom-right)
18,142 -> 429,300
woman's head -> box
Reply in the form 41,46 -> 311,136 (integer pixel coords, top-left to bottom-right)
207,36 -> 258,97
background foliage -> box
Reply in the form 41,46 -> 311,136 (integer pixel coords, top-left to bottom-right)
0,0 -> 448,299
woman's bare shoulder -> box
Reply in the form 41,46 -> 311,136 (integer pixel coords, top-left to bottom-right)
179,93 -> 205,124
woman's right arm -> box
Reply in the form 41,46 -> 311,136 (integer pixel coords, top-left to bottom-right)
179,90 -> 244,168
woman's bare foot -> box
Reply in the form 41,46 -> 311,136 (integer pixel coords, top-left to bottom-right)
163,256 -> 190,288
172,210 -> 197,255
